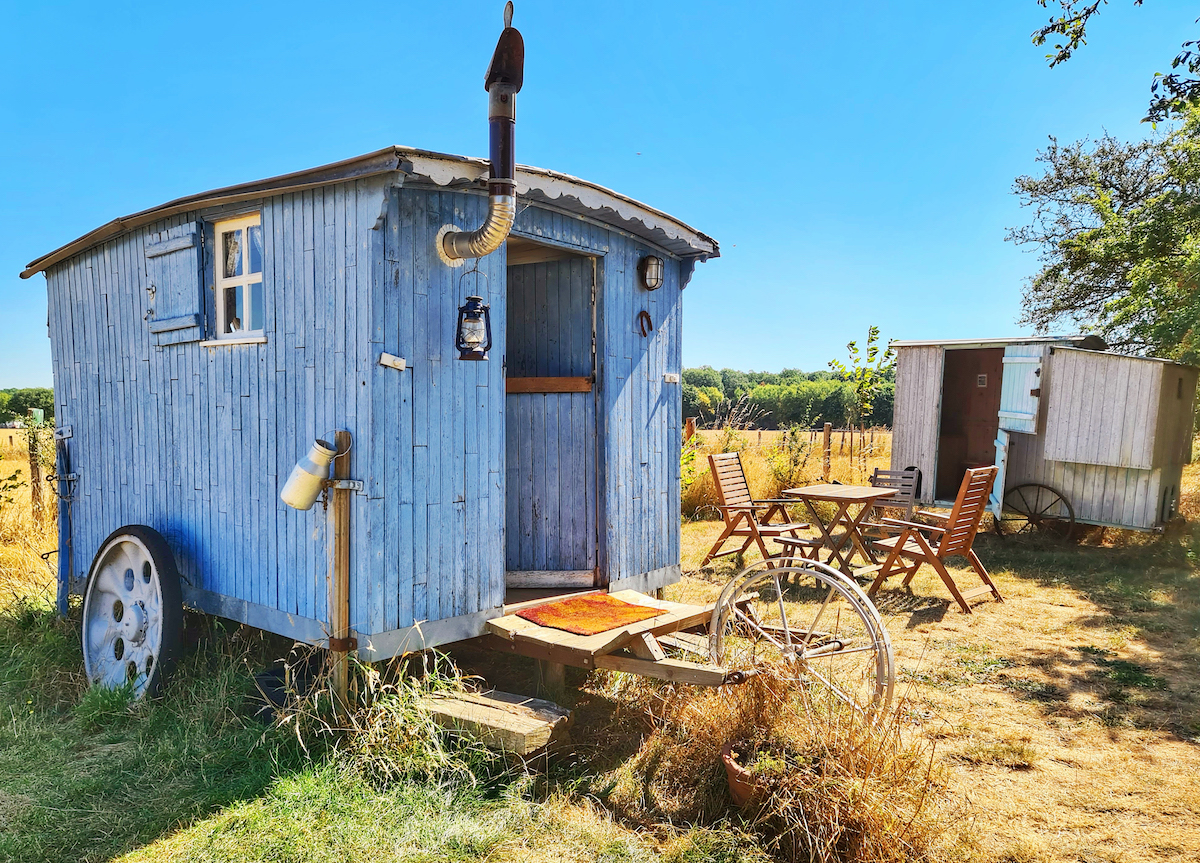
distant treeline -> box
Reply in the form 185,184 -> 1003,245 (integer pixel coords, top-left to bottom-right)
0,388 -> 54,424
683,367 -> 894,429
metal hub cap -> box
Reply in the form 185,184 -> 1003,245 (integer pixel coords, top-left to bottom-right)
82,537 -> 165,695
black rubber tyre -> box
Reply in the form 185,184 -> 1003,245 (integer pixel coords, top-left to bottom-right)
82,525 -> 183,698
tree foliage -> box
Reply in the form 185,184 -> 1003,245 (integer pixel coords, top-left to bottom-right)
828,327 -> 896,431
1008,108 -> 1200,362
0,388 -> 54,424
1033,1 -> 1199,123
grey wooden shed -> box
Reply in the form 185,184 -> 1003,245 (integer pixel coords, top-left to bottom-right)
890,336 -> 1197,532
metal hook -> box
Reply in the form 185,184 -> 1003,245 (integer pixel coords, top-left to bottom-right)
320,430 -> 354,459
458,260 -> 490,298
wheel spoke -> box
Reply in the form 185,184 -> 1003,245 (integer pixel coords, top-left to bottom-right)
772,573 -> 793,650
799,663 -> 868,714
732,606 -> 788,654
802,642 -> 877,660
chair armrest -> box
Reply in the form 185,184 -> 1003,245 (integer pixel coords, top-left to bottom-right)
752,498 -> 802,505
916,510 -> 949,523
881,518 -> 945,533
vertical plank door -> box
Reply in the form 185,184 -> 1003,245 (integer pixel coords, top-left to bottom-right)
504,254 -> 598,588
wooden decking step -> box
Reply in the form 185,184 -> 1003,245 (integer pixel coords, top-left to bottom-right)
420,689 -> 572,755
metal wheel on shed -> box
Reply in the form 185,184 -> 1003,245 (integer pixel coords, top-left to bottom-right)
82,526 -> 183,698
997,482 -> 1076,540
708,559 -> 895,718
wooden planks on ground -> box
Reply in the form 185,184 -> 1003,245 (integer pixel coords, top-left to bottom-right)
420,689 -> 572,754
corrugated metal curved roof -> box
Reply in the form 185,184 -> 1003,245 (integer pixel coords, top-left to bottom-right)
21,145 -> 719,279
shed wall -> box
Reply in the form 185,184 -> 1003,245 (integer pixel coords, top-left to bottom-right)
362,187 -> 683,641
47,177 -> 388,637
508,199 -> 684,590
1044,348 -> 1162,469
890,345 -> 943,503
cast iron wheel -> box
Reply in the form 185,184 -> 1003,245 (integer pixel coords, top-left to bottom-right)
708,559 -> 895,718
997,483 -> 1076,540
82,525 -> 183,698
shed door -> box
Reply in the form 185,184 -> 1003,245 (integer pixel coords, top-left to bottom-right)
997,346 -> 1044,434
989,429 -> 1009,517
504,250 -> 599,588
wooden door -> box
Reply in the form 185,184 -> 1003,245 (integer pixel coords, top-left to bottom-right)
504,255 -> 598,587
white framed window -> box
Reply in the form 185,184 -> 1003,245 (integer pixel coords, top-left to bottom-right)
214,213 -> 265,338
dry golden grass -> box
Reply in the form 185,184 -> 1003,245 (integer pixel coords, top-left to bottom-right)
0,446 -> 58,601
684,429 -> 891,519
671,455 -> 1200,863
591,667 -> 954,863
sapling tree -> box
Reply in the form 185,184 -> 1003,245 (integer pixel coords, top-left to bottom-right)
829,327 -> 895,477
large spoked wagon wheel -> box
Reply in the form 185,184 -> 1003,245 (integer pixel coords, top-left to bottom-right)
82,526 -> 183,699
708,559 -> 895,717
996,483 -> 1076,540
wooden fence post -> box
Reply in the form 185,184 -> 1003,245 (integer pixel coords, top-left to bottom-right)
684,416 -> 696,441
329,430 -> 353,714
822,423 -> 832,482
27,427 -> 43,528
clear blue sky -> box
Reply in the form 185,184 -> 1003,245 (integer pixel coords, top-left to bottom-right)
1,1 -> 1195,387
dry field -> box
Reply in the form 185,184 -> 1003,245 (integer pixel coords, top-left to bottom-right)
673,434 -> 1200,863
0,430 -> 1196,862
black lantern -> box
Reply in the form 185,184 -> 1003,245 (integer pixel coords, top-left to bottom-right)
456,295 -> 492,361
638,254 -> 664,291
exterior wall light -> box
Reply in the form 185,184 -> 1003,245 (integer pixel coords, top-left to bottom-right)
456,295 -> 493,361
638,255 -> 664,291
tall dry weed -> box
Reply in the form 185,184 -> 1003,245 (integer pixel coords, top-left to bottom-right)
598,668 -> 949,863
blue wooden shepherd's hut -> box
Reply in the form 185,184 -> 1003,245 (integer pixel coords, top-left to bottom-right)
21,14 -> 718,694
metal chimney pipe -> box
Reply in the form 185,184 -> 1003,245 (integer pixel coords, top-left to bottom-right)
438,3 -> 524,264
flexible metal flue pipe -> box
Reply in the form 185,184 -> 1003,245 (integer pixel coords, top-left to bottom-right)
440,8 -> 523,262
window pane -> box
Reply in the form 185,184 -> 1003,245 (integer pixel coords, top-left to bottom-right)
248,281 -> 263,331
248,224 -> 263,274
223,286 -> 241,333
222,229 -> 243,278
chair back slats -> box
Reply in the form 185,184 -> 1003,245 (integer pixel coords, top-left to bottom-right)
709,453 -> 752,510
937,466 -> 998,557
869,467 -> 918,511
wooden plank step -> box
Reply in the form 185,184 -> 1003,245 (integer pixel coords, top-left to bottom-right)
420,689 -> 572,755
486,591 -> 718,659
961,585 -> 997,601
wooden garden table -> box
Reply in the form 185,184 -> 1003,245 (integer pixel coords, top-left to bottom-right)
780,484 -> 899,576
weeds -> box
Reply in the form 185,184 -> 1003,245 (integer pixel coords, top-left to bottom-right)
594,668 -> 950,863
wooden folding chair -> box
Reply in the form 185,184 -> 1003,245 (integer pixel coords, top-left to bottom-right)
699,452 -> 820,566
867,466 -> 1002,613
868,467 -> 919,519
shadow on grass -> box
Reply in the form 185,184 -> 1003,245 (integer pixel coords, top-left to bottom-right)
957,529 -> 1197,738
0,597 -> 315,863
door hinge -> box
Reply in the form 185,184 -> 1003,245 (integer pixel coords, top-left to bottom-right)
54,426 -> 72,440
1029,387 -> 1041,397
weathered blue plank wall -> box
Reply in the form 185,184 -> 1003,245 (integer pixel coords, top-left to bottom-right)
509,202 -> 683,590
364,184 -> 507,640
46,177 -> 388,641
47,178 -> 684,650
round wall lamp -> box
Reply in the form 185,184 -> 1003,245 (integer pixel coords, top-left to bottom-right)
638,255 -> 664,291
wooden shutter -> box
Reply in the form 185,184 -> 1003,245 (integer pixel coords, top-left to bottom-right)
146,223 -> 204,345
997,346 -> 1043,434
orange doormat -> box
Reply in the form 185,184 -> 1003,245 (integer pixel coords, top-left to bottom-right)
516,593 -> 662,636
